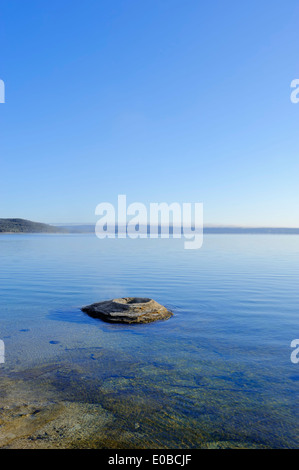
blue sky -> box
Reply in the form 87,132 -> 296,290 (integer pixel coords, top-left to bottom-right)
0,0 -> 299,226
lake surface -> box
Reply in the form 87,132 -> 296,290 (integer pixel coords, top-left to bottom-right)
0,234 -> 298,448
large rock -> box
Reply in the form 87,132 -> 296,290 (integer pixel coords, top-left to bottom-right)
81,297 -> 173,324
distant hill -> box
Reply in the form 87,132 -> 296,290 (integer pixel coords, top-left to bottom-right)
0,218 -> 64,233
2,219 -> 299,235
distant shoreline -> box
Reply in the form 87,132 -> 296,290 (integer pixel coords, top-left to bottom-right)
1,218 -> 299,235
54,224 -> 299,235
1,228 -> 299,235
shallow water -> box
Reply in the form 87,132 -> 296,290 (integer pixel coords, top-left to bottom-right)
0,234 -> 298,448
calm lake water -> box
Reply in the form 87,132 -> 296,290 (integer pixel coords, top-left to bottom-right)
0,234 -> 298,448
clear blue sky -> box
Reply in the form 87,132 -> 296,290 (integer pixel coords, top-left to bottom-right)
0,0 -> 299,226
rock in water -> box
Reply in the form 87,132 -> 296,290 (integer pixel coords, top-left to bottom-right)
81,297 -> 173,324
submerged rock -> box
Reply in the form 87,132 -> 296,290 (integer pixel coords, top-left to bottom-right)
81,297 -> 173,324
